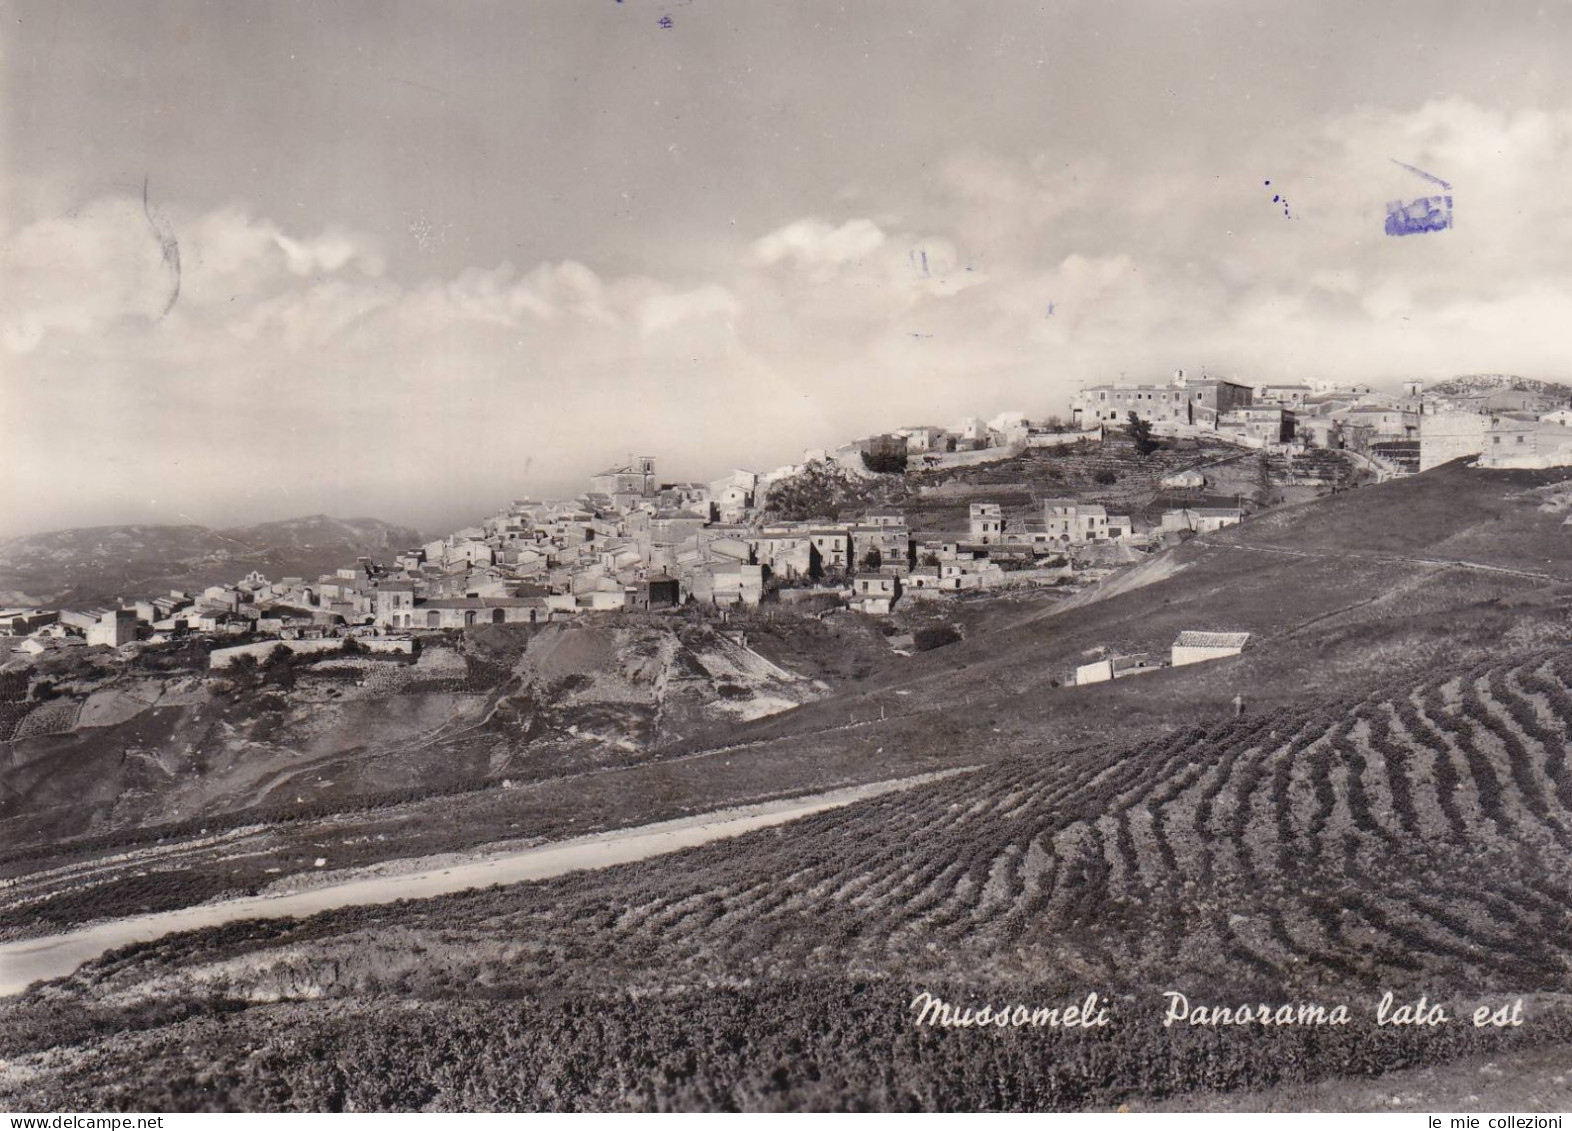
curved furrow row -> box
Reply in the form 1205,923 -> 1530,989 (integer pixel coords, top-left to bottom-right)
538,652 -> 1572,994
1479,668 -> 1572,842
1411,685 -> 1513,853
1449,675 -> 1572,857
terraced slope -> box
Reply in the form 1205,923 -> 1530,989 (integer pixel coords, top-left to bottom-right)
401,648 -> 1572,995
7,650 -> 1572,1110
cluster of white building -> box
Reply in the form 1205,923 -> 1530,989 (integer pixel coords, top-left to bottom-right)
1418,405 -> 1572,472
1,436 -> 1114,661
1069,370 -> 1430,458
1069,369 -> 1572,476
31,369 -> 1485,665
837,411 -> 1103,475
966,497 -> 1241,550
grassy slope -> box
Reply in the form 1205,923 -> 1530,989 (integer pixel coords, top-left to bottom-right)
705,461 -> 1572,754
3,462 -> 1569,935
1138,1040 -> 1572,1113
7,649 -> 1572,1109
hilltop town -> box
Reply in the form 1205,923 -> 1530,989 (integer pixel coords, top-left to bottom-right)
7,371 -> 1572,1113
3,370 -> 1567,675
14,0 -> 1572,1113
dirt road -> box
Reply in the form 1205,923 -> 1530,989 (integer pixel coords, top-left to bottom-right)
0,768 -> 969,997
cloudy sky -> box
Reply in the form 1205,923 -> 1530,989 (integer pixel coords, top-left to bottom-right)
3,0 -> 1571,537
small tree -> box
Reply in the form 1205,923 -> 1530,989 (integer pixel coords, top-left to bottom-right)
914,624 -> 962,651
228,653 -> 259,685
1125,411 -> 1160,456
1253,453 -> 1275,506
861,546 -> 883,571
860,449 -> 908,475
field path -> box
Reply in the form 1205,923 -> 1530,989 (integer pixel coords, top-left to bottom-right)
0,768 -> 970,998
1227,540 -> 1564,582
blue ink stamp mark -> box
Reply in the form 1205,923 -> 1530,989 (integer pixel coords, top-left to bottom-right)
658,13 -> 673,28
1385,160 -> 1452,236
1385,195 -> 1452,236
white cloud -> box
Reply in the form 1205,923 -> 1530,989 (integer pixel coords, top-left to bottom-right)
637,284 -> 740,335
0,197 -> 172,351
9,95 -> 1572,537
752,218 -> 887,277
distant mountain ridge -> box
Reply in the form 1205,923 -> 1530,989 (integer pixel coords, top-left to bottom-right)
223,514 -> 426,555
0,515 -> 426,608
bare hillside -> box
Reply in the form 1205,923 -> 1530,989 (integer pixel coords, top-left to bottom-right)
5,650 -> 1572,1110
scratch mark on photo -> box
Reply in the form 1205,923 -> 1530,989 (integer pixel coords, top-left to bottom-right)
142,177 -> 181,318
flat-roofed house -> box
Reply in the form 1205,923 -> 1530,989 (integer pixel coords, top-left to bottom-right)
629,574 -> 682,610
1161,507 -> 1243,534
1071,370 -> 1254,430
60,607 -> 137,647
1219,405 -> 1296,444
752,530 -> 815,578
850,522 -> 912,569
1254,383 -> 1313,406
414,596 -> 550,629
1074,653 -> 1167,686
806,528 -> 852,573
1161,469 -> 1206,490
850,573 -> 899,615
373,582 -> 418,628
969,503 -> 1003,544
688,562 -> 764,607
1043,499 -> 1109,543
0,608 -> 57,635
1171,630 -> 1250,667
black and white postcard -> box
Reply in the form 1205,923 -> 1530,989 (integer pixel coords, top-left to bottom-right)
3,0 -> 1572,1116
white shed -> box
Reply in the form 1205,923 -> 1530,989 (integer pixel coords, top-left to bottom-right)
1171,630 -> 1251,668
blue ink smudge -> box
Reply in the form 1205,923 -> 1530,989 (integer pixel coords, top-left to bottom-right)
1386,195 -> 1452,236
1264,179 -> 1291,218
658,13 -> 673,27
1389,159 -> 1452,191
1385,159 -> 1452,236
